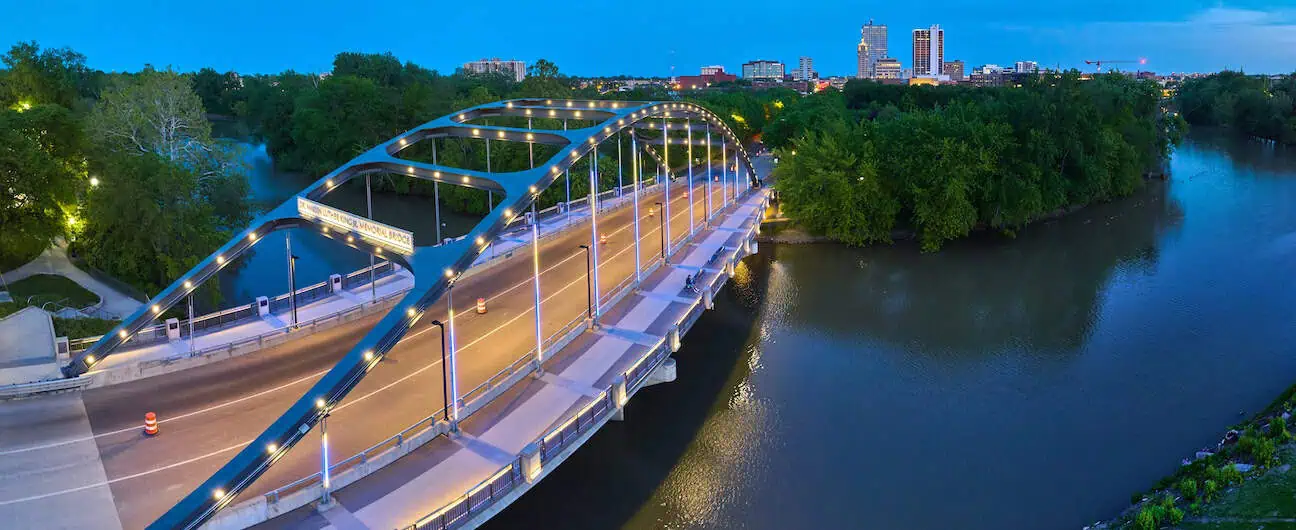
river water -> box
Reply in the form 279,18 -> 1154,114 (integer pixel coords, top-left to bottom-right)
480,131 -> 1296,529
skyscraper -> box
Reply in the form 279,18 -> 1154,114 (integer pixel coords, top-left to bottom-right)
944,60 -> 965,81
857,20 -> 888,78
742,60 -> 785,80
796,57 -> 814,81
912,25 -> 945,77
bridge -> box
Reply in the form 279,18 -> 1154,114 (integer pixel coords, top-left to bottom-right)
0,99 -> 768,530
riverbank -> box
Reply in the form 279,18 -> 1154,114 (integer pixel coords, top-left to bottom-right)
1099,385 -> 1296,529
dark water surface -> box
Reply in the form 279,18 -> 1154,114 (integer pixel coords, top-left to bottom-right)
483,131 -> 1296,529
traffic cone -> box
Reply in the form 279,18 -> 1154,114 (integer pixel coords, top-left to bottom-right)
144,412 -> 159,436
476,297 -> 487,314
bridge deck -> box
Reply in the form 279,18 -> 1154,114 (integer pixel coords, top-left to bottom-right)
247,189 -> 764,530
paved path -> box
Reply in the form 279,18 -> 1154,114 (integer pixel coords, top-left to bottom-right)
2,240 -> 143,319
0,307 -> 60,385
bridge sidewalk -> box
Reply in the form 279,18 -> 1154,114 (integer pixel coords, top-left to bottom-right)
248,189 -> 765,530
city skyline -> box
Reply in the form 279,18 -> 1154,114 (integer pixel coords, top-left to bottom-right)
2,1 -> 1293,76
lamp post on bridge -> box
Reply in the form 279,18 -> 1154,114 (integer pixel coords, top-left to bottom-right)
286,234 -> 299,330
578,244 -> 594,325
654,201 -> 667,264
430,319 -> 448,423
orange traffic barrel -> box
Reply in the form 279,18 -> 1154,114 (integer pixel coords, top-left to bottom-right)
144,412 -> 159,436
599,234 -> 608,245
476,297 -> 487,314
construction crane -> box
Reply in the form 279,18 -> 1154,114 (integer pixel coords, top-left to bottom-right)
1084,58 -> 1148,72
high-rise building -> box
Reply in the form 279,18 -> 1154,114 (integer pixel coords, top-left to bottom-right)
912,25 -> 945,77
462,58 -> 527,82
742,60 -> 785,80
874,58 -> 902,79
857,20 -> 888,78
944,60 -> 965,81
700,65 -> 726,76
1015,61 -> 1040,74
796,57 -> 814,81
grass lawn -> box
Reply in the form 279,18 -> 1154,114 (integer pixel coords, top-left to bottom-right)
1181,446 -> 1296,529
7,274 -> 100,309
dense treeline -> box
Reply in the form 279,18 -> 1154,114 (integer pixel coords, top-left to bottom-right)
766,73 -> 1184,251
0,42 -> 248,305
1176,71 -> 1296,145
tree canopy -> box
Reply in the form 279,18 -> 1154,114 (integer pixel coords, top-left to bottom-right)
1176,71 -> 1296,145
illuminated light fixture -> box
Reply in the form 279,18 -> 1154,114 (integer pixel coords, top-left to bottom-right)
525,109 -> 532,115
267,443 -> 278,453
589,138 -> 596,144
476,236 -> 485,245
574,111 -> 582,117
248,232 -> 257,240
118,329 -> 127,338
214,489 -> 225,500
326,179 -> 334,187
462,176 -> 470,183
89,177 -> 100,187
472,129 -> 480,136
444,268 -> 454,277
551,166 -> 560,174
526,133 -> 534,140
649,123 -> 655,128
346,236 -> 354,243
504,208 -> 513,217
570,151 -> 579,158
618,119 -> 624,125
407,307 -> 416,317
588,101 -> 595,108
548,110 -> 556,116
316,398 -> 326,409
546,99 -> 552,104
434,171 -> 441,178
497,131 -> 505,138
184,280 -> 193,289
529,185 -> 538,193
399,138 -> 407,145
506,102 -> 514,108
565,101 -> 572,107
406,166 -> 414,174
85,355 -> 96,364
152,305 -> 160,314
216,255 -> 226,264
375,247 -> 383,254
364,350 -> 374,361
321,227 -> 329,234
604,127 -> 611,133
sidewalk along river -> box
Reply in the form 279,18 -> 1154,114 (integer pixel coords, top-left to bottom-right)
483,129 -> 1296,530
216,143 -> 481,308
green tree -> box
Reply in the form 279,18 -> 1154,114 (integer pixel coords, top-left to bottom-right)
0,105 -> 85,268
86,68 -> 248,229
2,41 -> 91,109
77,152 -> 227,300
290,75 -> 397,176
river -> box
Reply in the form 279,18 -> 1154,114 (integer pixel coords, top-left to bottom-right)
477,130 -> 1296,529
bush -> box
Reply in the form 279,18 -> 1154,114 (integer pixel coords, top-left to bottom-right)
1253,437 -> 1277,467
1129,491 -> 1145,505
1203,479 -> 1219,502
1178,478 -> 1198,500
1134,508 -> 1156,530
52,317 -> 120,339
1270,416 -> 1290,442
1189,502 -> 1202,516
1219,465 -> 1244,486
1168,507 -> 1185,525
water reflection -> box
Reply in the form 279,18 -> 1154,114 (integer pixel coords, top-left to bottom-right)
784,180 -> 1181,353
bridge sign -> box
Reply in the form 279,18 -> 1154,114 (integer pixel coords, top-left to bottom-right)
296,196 -> 415,255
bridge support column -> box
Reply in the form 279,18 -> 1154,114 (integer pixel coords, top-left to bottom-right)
669,327 -> 681,353
704,286 -> 714,310
521,442 -> 542,483
611,374 -> 627,421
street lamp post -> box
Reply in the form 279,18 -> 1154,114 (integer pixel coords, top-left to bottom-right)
578,244 -> 593,323
286,234 -> 299,329
654,201 -> 667,263
430,319 -> 448,422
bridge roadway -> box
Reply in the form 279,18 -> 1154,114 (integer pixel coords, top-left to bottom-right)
0,170 -> 729,529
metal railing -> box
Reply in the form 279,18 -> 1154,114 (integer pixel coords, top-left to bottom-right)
408,459 -> 524,530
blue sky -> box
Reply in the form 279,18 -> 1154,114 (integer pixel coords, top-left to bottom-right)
2,0 -> 1293,76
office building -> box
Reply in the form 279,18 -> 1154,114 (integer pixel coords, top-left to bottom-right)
742,60 -> 785,80
462,58 -> 527,82
1015,61 -> 1040,74
874,58 -> 902,79
796,56 -> 815,81
944,60 -> 965,81
700,65 -> 726,76
912,25 -> 945,77
857,20 -> 888,78
676,70 -> 737,90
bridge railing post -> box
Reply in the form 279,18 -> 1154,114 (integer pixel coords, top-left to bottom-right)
521,442 -> 542,483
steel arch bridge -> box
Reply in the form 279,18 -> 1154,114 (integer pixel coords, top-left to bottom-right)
68,99 -> 759,529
